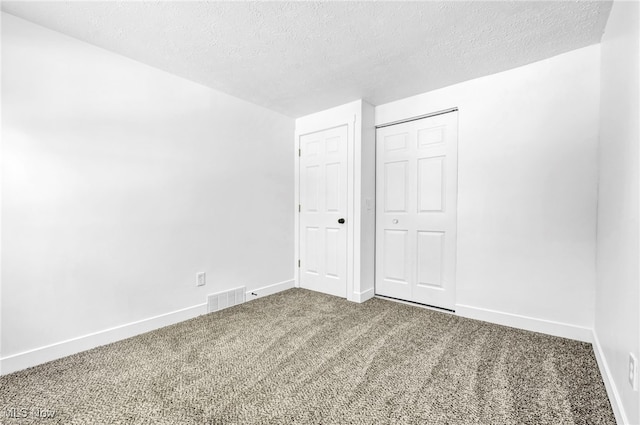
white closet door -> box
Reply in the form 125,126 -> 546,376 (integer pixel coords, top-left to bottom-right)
375,111 -> 458,310
299,125 -> 348,298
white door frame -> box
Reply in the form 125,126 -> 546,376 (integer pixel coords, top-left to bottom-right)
298,125 -> 349,297
374,107 -> 459,310
294,101 -> 363,302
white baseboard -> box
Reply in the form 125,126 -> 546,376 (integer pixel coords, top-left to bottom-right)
0,279 -> 295,376
0,303 -> 207,376
592,330 -> 629,425
245,279 -> 295,301
455,304 -> 593,343
353,288 -> 375,303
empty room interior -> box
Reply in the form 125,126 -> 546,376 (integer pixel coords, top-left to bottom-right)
0,0 -> 639,424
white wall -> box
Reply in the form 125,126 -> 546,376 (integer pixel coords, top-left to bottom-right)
0,9 -> 4,371
376,45 -> 601,341
359,101 -> 376,298
1,13 -> 294,372
594,0 -> 640,423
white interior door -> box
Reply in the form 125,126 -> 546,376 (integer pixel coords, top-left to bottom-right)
299,125 -> 348,298
375,111 -> 458,310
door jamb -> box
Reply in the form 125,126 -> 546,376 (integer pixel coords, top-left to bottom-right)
294,104 -> 359,302
372,107 -> 459,308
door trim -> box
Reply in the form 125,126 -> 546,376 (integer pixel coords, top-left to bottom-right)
298,125 -> 349,297
294,103 -> 360,301
374,108 -> 459,310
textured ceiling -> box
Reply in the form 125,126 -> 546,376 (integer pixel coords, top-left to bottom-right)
1,1 -> 612,117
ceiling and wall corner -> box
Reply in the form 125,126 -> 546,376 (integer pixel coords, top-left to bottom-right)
0,1 -> 612,117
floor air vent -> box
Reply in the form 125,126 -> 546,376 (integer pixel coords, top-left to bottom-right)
207,287 -> 246,313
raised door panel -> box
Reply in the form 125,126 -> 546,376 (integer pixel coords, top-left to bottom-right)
384,132 -> 409,152
304,165 -> 320,212
417,125 -> 445,148
383,230 -> 409,283
325,162 -> 341,212
325,228 -> 340,279
416,231 -> 444,288
384,161 -> 409,213
418,156 -> 445,213
304,227 -> 320,275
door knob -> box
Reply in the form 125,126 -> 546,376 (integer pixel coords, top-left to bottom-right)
338,218 -> 345,224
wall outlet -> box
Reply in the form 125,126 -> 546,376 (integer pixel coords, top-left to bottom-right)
629,353 -> 638,391
196,272 -> 206,287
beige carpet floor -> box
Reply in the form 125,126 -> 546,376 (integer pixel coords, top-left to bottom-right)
0,288 -> 615,424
